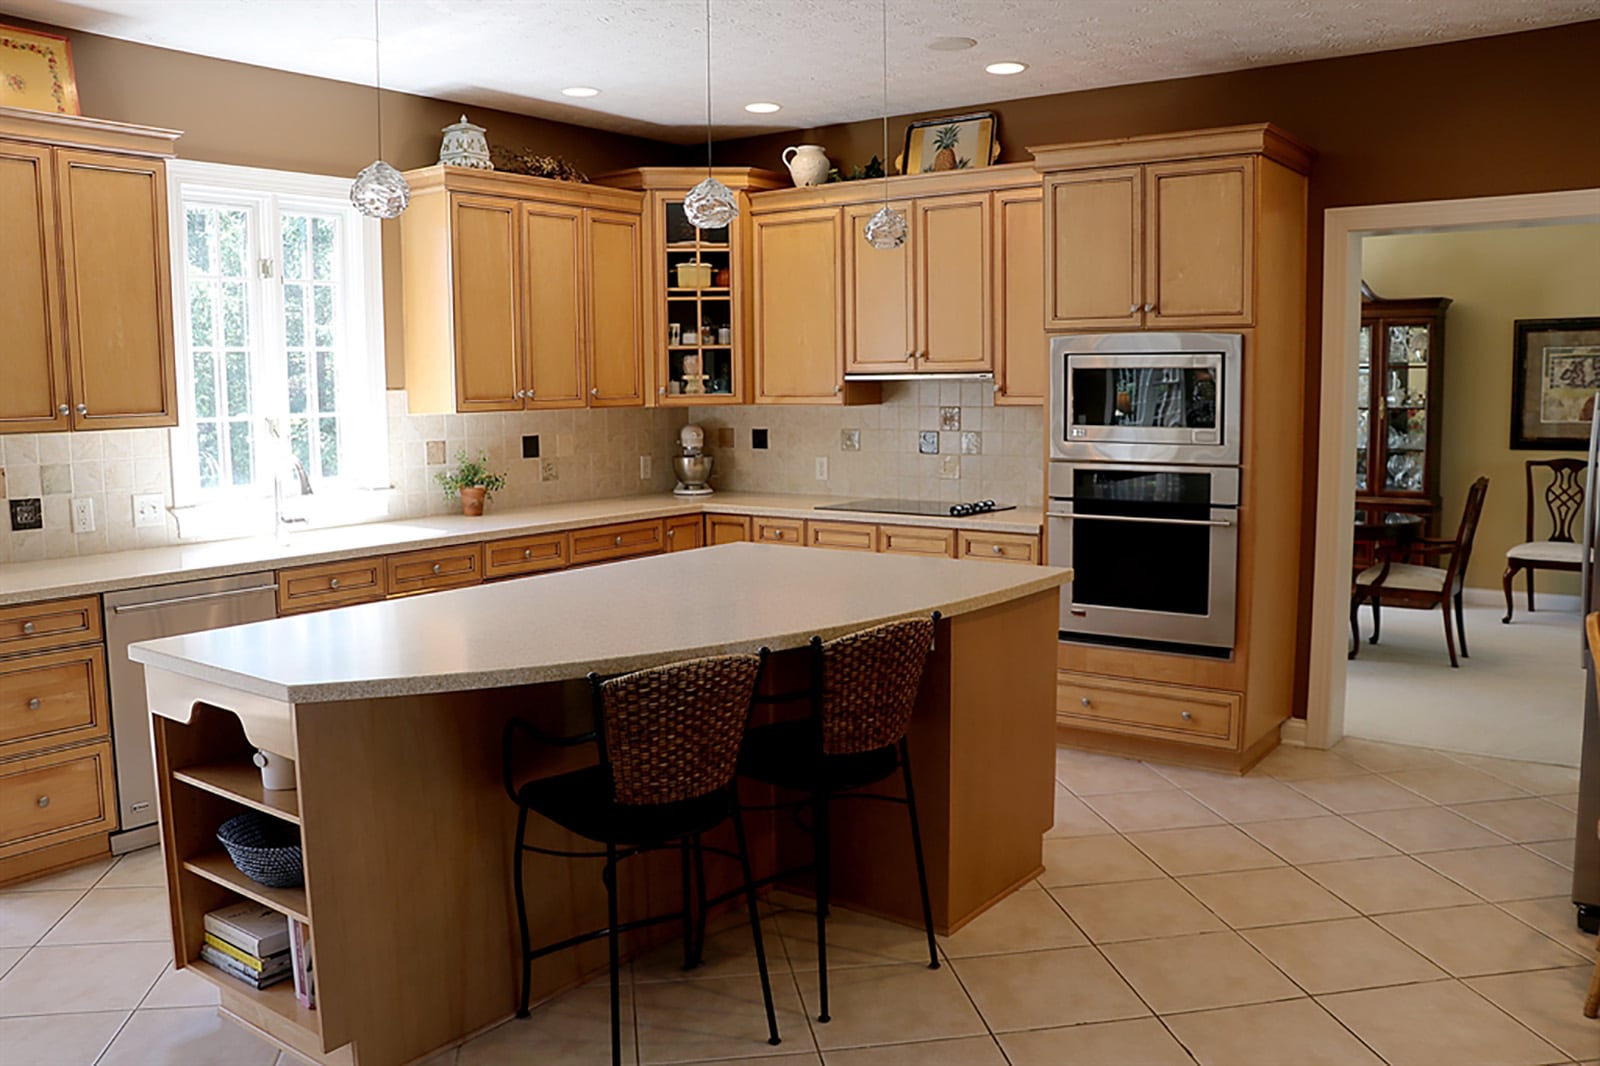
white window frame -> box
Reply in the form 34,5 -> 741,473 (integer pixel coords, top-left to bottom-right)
165,160 -> 387,509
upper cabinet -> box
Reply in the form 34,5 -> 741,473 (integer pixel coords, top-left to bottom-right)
399,166 -> 646,413
1034,125 -> 1312,332
750,207 -> 859,404
992,187 -> 1046,405
0,109 -> 180,434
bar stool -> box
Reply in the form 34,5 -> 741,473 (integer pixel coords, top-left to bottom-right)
736,614 -> 941,1024
502,651 -> 782,1065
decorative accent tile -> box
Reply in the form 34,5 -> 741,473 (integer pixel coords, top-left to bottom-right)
425,440 -> 446,465
940,406 -> 962,430
961,431 -> 982,455
840,429 -> 861,451
40,464 -> 72,495
919,430 -> 940,455
939,454 -> 961,479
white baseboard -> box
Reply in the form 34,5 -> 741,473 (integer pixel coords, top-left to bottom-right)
1463,587 -> 1582,612
1279,718 -> 1308,748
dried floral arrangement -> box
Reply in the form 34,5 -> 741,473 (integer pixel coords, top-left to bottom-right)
489,145 -> 589,183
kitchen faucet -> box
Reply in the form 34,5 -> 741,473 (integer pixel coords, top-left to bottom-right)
273,455 -> 313,540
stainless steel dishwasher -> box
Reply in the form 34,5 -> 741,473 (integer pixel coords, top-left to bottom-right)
104,573 -> 279,853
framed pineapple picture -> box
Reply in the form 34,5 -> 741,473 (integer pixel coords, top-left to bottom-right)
899,111 -> 999,175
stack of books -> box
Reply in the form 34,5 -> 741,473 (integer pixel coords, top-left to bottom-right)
200,901 -> 291,990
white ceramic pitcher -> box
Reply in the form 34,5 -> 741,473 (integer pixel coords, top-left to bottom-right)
782,144 -> 830,187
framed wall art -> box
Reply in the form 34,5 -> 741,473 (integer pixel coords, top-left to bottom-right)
899,111 -> 999,175
1,23 -> 79,115
1511,316 -> 1600,449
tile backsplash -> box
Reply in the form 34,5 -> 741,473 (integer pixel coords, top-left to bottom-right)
1,383 -> 1044,565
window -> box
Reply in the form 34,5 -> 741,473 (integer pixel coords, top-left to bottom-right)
166,161 -> 386,506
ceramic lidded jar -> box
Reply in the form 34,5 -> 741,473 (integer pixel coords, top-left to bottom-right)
781,144 -> 830,187
439,114 -> 492,170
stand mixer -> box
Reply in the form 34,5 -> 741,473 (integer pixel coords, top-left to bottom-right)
672,423 -> 714,496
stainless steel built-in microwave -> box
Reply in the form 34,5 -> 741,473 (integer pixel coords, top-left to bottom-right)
1049,333 -> 1243,466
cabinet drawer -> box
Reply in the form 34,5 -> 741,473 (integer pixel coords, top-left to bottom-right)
0,647 -> 108,757
877,525 -> 955,557
957,531 -> 1039,565
484,533 -> 569,578
665,515 -> 704,552
807,520 -> 876,552
752,517 -> 805,546
0,596 -> 102,658
570,520 -> 665,565
276,557 -> 387,615
0,741 -> 116,857
1057,673 -> 1239,750
387,544 -> 484,596
706,515 -> 751,545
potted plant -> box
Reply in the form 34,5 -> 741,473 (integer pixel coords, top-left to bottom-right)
435,450 -> 506,516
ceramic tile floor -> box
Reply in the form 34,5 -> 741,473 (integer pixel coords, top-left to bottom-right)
1,737 -> 1595,1065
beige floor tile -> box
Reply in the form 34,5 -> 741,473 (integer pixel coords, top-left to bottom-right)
1417,845 -> 1572,902
1083,790 -> 1225,832
1101,931 -> 1301,1014
1374,904 -> 1588,977
1253,746 -> 1366,780
1240,816 -> 1399,864
1498,896 -> 1600,956
794,963 -> 984,1050
1299,856 -> 1478,914
635,909 -> 787,983
0,941 -> 170,1016
98,1004 -> 281,1066
1468,967 -> 1600,1063
39,885 -> 171,945
774,906 -> 931,972
0,1010 -> 129,1065
1124,825 -> 1284,877
1054,751 -> 1175,796
1549,792 -> 1582,812
1037,834 -> 1166,887
634,970 -> 811,1062
0,857 -> 113,894
0,890 -> 80,947
1449,753 -> 1582,795
1383,766 -> 1529,804
141,962 -> 222,1008
820,1035 -> 1005,1066
461,983 -> 637,1065
1523,839 -> 1575,868
1448,797 -> 1580,843
1346,806 -> 1510,853
1285,774 -> 1433,814
1046,786 -> 1115,838
1319,979 -> 1567,1066
1147,762 -> 1239,790
951,945 -> 1148,1032
1242,916 -> 1446,993
936,885 -> 1085,958
1164,998 -> 1385,1065
1183,778 -> 1327,823
1334,737 -> 1460,773
97,845 -> 169,889
1178,867 -> 1357,929
997,1017 -> 1193,1066
0,948 -> 22,979
1047,878 -> 1226,944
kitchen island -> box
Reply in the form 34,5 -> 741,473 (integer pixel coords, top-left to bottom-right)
130,543 -> 1069,1066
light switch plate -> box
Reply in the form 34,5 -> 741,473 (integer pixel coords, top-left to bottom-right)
134,493 -> 165,527
815,457 -> 828,480
639,455 -> 652,480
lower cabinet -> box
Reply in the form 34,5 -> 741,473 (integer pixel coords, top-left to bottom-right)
878,525 -> 955,557
484,532 -> 569,578
387,544 -> 484,597
807,520 -> 876,552
665,515 -> 704,552
276,556 -> 387,615
705,514 -> 751,545
957,530 -> 1039,564
0,741 -> 117,860
570,519 -> 666,565
752,517 -> 805,546
1056,672 -> 1240,751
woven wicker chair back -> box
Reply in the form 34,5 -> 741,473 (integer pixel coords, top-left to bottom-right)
819,617 -> 936,755
599,653 -> 763,805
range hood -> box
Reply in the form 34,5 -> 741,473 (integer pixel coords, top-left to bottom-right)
843,370 -> 995,382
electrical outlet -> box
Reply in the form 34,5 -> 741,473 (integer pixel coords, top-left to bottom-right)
639,455 -> 652,480
133,493 -> 164,528
71,496 -> 95,533
815,457 -> 828,480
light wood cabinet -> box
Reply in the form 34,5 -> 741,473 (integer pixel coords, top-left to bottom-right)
752,517 -> 805,546
484,532 -> 569,578
451,194 -> 522,411
0,646 -> 109,758
807,520 -> 877,552
275,557 -> 387,615
664,514 -> 704,551
1143,157 -> 1253,328
0,112 -> 180,435
385,544 -> 483,597
877,525 -> 955,558
957,530 -> 1039,564
520,203 -> 588,409
0,741 -> 117,860
0,596 -> 101,657
1056,673 -> 1239,750
585,210 -> 646,406
842,200 -> 914,375
751,208 -> 856,404
1043,167 -> 1142,329
992,187 -> 1046,405
569,519 -> 665,565
706,514 -> 751,544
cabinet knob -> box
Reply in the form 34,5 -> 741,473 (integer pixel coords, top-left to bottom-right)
591,387 -> 599,396
526,387 -> 534,398
833,385 -> 841,395
431,563 -> 442,574
522,548 -> 533,560
614,535 -> 622,546
1180,711 -> 1193,721
21,621 -> 35,635
667,528 -> 675,537
993,383 -> 1002,394
906,352 -> 915,362
36,795 -> 49,809
57,404 -> 69,416
992,544 -> 1003,554
75,403 -> 88,416
1080,696 -> 1091,707
329,578 -> 340,590
659,386 -> 667,395
1142,302 -> 1154,313
27,697 -> 41,710
1129,303 -> 1139,314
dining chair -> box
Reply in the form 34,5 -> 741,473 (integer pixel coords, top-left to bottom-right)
1581,612 -> 1600,1019
1502,458 -> 1586,623
1351,477 -> 1488,667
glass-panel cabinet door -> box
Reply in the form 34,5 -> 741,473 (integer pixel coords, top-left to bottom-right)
1382,323 -> 1429,493
1355,324 -> 1371,491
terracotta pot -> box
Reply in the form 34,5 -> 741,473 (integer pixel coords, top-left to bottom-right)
460,486 -> 487,516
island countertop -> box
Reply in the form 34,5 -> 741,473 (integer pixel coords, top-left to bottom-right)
128,542 -> 1071,705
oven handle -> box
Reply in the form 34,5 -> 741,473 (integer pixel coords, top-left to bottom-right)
1046,511 -> 1234,528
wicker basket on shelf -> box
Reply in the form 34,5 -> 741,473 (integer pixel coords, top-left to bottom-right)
217,812 -> 304,889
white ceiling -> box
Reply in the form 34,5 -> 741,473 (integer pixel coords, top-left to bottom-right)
12,0 -> 1600,143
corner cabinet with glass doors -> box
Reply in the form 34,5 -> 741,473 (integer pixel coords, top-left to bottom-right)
596,168 -> 785,405
1354,291 -> 1451,547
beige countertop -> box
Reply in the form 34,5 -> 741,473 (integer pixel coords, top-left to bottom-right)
128,542 -> 1071,704
0,492 -> 1043,606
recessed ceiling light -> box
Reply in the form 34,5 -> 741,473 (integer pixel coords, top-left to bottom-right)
927,36 -> 977,51
561,86 -> 600,98
985,61 -> 1028,75
744,102 -> 782,114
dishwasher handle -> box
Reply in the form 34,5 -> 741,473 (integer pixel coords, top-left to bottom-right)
110,583 -> 279,614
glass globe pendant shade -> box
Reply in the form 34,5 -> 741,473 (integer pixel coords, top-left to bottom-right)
864,204 -> 908,250
684,176 -> 739,230
350,160 -> 411,219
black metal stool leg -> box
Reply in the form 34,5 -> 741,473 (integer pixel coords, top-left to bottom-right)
813,787 -> 831,1023
603,845 -> 622,1066
512,805 -> 533,1018
731,805 -> 782,1046
679,837 -> 696,970
900,740 -> 940,970
692,833 -> 708,966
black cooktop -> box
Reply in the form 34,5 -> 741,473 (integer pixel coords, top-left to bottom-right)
815,498 -> 1016,518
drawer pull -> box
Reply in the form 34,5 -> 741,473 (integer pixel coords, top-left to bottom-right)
1180,711 -> 1193,721
667,529 -> 675,538
36,795 -> 49,809
523,549 -> 533,560
991,544 -> 1003,554
614,536 -> 623,546
773,530 -> 784,539
431,563 -> 443,574
1080,696 -> 1091,708
1142,302 -> 1154,313
27,697 -> 41,711
329,578 -> 340,590
21,621 -> 35,635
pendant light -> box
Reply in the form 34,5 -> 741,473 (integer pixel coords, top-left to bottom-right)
863,0 -> 907,250
350,0 -> 410,219
683,0 -> 738,230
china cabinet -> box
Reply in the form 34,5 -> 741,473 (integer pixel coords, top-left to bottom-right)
1355,292 -> 1451,534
